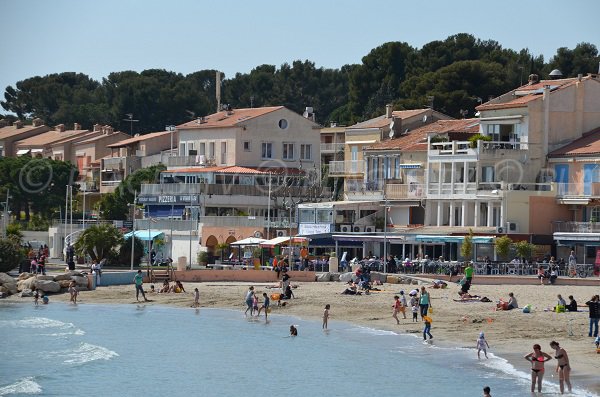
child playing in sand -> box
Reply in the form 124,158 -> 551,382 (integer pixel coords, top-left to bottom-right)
411,296 -> 419,322
323,304 -> 330,329
477,332 -> 490,359
191,288 -> 199,308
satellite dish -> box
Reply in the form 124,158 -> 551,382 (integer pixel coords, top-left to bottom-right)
422,115 -> 428,123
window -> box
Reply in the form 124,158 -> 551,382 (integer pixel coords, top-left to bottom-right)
199,142 -> 206,156
481,166 -> 495,182
209,142 -> 215,158
278,119 -> 288,129
300,144 -> 312,160
179,143 -> 185,156
220,142 -> 227,164
261,142 -> 273,159
243,141 -> 251,151
187,142 -> 196,155
299,209 -> 315,223
590,207 -> 600,222
282,143 -> 294,160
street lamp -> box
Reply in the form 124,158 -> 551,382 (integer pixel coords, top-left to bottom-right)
383,201 -> 390,274
166,125 -> 176,156
129,191 -> 137,271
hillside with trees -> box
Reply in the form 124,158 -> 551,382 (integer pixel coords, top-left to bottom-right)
1,34 -> 598,131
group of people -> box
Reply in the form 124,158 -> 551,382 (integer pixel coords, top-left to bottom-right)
150,280 -> 186,294
524,341 -> 571,394
244,286 -> 271,320
28,246 -> 49,275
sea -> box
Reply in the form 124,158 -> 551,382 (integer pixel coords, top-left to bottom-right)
0,302 -> 597,397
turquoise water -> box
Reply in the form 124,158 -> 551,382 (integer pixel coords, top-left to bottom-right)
0,302 -> 597,397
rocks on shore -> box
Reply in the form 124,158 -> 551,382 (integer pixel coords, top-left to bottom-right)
0,271 -> 89,298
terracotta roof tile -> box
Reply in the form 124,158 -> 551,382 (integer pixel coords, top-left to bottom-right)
163,165 -> 271,175
16,129 -> 92,147
365,119 -> 479,151
0,124 -> 48,140
106,130 -> 173,148
177,106 -> 284,129
76,131 -> 130,144
348,109 -> 430,130
548,127 -> 600,157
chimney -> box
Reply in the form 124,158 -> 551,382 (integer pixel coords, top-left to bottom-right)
32,118 -> 43,127
13,120 -> 24,129
578,74 -> 583,82
528,74 -> 539,85
385,104 -> 393,119
55,124 -> 66,132
103,126 -> 114,135
93,124 -> 101,132
303,107 -> 315,122
73,122 -> 81,130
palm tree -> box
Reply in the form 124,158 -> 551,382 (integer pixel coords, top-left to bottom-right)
74,224 -> 123,263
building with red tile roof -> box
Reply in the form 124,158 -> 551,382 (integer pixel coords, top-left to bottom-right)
0,118 -> 50,157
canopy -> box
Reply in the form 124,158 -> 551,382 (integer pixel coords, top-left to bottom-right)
415,235 -> 495,244
123,230 -> 164,241
259,236 -> 309,248
230,237 -> 267,247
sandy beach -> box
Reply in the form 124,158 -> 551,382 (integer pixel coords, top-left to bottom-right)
7,277 -> 600,393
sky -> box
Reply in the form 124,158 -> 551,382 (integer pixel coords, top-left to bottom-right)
0,0 -> 599,99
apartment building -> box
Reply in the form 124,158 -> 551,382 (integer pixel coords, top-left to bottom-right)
0,118 -> 49,157
14,123 -> 98,160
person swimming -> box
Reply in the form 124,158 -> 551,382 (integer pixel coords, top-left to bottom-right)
290,325 -> 298,336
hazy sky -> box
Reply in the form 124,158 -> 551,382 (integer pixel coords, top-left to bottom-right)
1,0 -> 598,96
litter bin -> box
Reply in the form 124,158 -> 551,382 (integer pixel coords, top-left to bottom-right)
177,256 -> 187,271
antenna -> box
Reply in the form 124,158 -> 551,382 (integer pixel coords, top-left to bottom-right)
123,113 -> 139,136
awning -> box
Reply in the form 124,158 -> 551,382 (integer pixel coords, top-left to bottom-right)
31,148 -> 43,153
398,163 -> 421,169
346,140 -> 376,145
123,230 -> 165,241
16,149 -> 30,155
230,237 -> 267,247
554,232 -> 600,246
259,236 -> 309,248
415,235 -> 495,244
332,234 -> 410,243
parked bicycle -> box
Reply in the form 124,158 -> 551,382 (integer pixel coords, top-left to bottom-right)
567,264 -> 593,278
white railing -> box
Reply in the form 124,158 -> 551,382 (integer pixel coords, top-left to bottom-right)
200,216 -> 295,228
102,157 -> 124,170
140,184 -> 203,195
100,180 -> 122,187
555,182 -> 600,197
328,160 -> 365,175
320,143 -> 345,153
552,221 -> 600,233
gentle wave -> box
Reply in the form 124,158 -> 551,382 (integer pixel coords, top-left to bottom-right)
0,317 -> 74,330
63,342 -> 119,364
349,325 -> 399,336
0,377 -> 42,396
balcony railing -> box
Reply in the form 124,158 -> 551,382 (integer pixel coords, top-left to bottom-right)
555,182 -> 600,197
552,221 -> 600,233
136,219 -> 199,231
100,180 -> 122,187
320,143 -> 345,153
140,184 -> 203,195
140,183 -> 330,198
328,160 -> 365,176
200,216 -> 295,228
385,183 -> 426,199
102,157 -> 124,170
167,155 -> 217,167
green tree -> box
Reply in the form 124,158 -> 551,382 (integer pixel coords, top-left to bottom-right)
118,236 -> 144,267
460,229 -> 474,260
74,224 -> 123,262
494,236 -> 513,261
513,240 -> 535,260
0,237 -> 25,273
5,223 -> 23,241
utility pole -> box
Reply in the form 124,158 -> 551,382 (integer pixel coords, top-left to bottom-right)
123,113 -> 139,136
130,191 -> 137,271
1,189 -> 9,238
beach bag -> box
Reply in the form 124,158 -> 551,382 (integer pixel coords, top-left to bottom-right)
555,305 -> 565,313
522,304 -> 532,313
428,307 -> 433,314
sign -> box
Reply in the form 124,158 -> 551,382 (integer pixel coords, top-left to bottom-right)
138,194 -> 200,204
123,220 -> 133,229
298,223 -> 330,236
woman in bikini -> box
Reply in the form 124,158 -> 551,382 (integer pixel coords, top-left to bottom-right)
550,341 -> 572,394
524,344 -> 552,393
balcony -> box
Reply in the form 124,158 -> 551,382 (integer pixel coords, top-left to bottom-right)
168,155 -> 216,167
385,183 -> 426,199
555,182 -> 600,198
345,180 -> 384,200
102,157 -> 124,170
136,219 -> 199,231
320,143 -> 345,153
552,221 -> 600,233
140,183 -> 330,198
428,182 -> 478,196
200,216 -> 295,228
328,160 -> 365,176
140,184 -> 203,195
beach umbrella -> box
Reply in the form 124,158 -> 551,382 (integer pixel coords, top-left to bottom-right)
409,289 -> 418,296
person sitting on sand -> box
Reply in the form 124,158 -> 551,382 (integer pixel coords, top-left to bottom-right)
566,295 -> 578,312
341,280 -> 360,295
159,280 -> 170,293
497,292 -> 518,310
175,281 -> 185,293
431,279 -> 447,289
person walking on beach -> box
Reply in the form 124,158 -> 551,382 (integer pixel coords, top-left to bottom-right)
244,286 -> 255,316
550,341 -> 572,394
423,315 -> 433,340
323,304 -> 330,329
133,270 -> 149,302
392,295 -> 402,325
476,332 -> 490,359
585,295 -> 600,337
524,344 -> 552,393
191,288 -> 200,308
258,292 -> 270,321
410,294 -> 419,322
419,286 -> 431,320
464,262 -> 474,284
